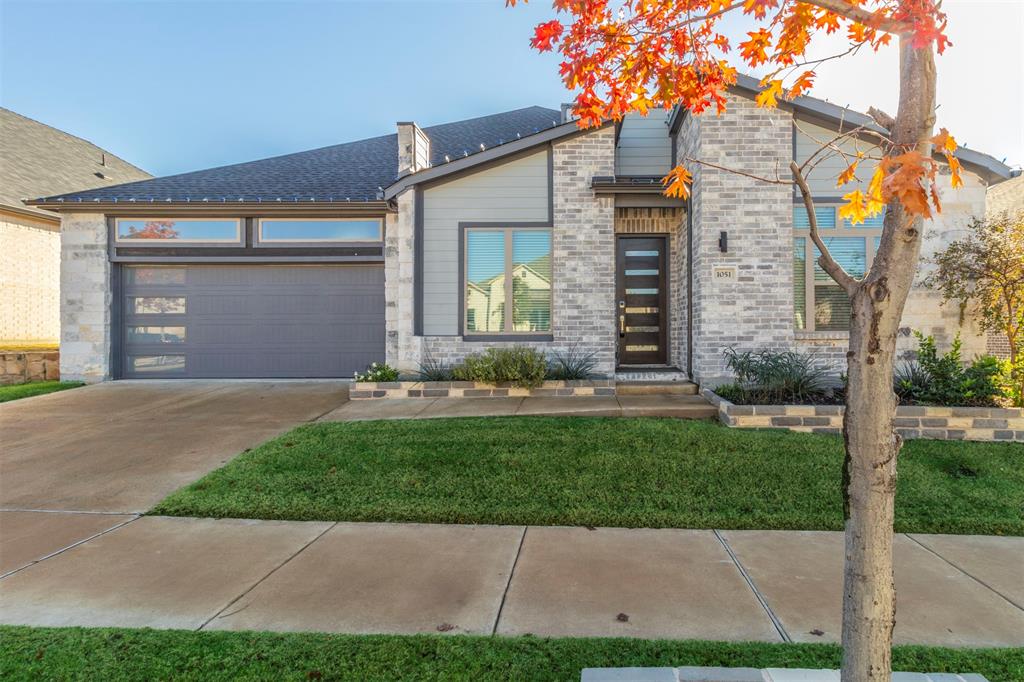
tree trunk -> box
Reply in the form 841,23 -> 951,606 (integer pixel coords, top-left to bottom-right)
840,37 -> 936,681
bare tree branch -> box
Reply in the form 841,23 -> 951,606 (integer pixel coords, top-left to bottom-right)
867,106 -> 896,131
683,156 -> 794,185
790,160 -> 859,294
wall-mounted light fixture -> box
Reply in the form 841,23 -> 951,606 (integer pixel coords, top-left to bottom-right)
718,231 -> 728,253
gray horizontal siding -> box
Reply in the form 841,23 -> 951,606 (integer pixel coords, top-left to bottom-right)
615,111 -> 671,176
794,117 -> 881,197
422,149 -> 550,336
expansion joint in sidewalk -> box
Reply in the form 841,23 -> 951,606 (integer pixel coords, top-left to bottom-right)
198,522 -> 338,630
904,533 -> 1024,612
713,529 -> 791,643
492,525 -> 528,635
0,514 -> 141,580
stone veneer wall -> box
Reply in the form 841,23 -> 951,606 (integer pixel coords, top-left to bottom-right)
384,194 -> 420,371
59,212 -> 112,383
414,127 -> 618,376
0,212 -> 61,343
0,351 -> 60,385
676,95 -> 795,386
703,388 -> 1024,442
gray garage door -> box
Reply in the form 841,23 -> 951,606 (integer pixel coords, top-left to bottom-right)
120,264 -> 384,378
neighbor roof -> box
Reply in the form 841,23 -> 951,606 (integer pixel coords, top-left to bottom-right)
1,108 -> 151,219
986,174 -> 1024,217
29,106 -> 563,207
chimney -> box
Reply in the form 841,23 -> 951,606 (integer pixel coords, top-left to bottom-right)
397,122 -> 431,177
560,103 -> 577,124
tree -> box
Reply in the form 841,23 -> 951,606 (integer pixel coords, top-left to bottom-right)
509,0 -> 962,678
927,210 -> 1024,404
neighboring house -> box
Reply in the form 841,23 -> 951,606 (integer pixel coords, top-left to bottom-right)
0,108 -> 150,345
26,77 -> 1013,384
984,171 -> 1024,358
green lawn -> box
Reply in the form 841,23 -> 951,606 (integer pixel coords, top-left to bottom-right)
151,417 -> 1024,535
2,626 -> 1021,682
0,381 -> 83,403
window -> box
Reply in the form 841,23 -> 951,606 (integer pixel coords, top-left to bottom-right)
465,228 -> 552,335
127,268 -> 186,285
130,355 -> 186,373
127,326 -> 186,343
131,297 -> 186,314
793,206 -> 884,331
115,219 -> 240,243
258,218 -> 382,243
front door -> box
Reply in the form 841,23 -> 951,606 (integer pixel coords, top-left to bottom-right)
616,235 -> 668,366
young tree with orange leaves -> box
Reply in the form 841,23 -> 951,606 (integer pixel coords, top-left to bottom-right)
509,0 -> 963,678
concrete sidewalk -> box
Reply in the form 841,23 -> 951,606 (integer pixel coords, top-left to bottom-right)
320,394 -> 718,421
1,514 -> 1021,647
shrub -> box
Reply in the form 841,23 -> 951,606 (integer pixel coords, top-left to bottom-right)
453,346 -> 548,389
353,362 -> 400,382
547,342 -> 598,380
1001,352 -> 1024,407
417,352 -> 453,382
717,347 -> 833,404
897,332 -> 1003,407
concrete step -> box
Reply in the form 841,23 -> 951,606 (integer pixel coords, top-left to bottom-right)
616,381 -> 700,396
616,394 -> 719,419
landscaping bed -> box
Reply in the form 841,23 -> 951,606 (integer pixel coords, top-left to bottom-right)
2,626 -> 1021,682
704,388 -> 1024,442
351,379 -> 616,399
150,417 -> 1024,535
0,381 -> 83,403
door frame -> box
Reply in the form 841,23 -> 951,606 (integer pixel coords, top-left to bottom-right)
614,233 -> 670,367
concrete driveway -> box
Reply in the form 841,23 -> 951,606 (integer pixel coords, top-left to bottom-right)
0,380 -> 349,514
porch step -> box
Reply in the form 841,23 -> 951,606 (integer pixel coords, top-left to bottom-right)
615,368 -> 690,383
616,394 -> 719,419
615,381 -> 699,396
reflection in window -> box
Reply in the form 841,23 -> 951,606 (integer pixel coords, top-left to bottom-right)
793,238 -> 807,330
130,355 -> 185,373
132,297 -> 186,314
465,229 -> 551,334
128,268 -> 186,285
814,237 -> 866,331
128,326 -> 186,343
259,219 -> 381,242
116,219 -> 238,242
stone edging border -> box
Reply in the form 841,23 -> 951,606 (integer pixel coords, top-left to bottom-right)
1,350 -> 60,386
701,388 -> 1024,443
351,379 -> 616,399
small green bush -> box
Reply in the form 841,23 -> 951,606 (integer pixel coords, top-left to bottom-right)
417,351 -> 454,382
547,342 -> 598,380
899,332 -> 1003,407
353,362 -> 400,382
453,346 -> 548,388
718,347 -> 834,404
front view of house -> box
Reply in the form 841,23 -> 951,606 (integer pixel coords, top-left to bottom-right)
30,76 -> 1012,385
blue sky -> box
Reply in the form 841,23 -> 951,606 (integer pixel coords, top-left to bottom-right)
2,0 -> 1020,178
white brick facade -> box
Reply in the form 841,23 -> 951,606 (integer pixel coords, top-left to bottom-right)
0,212 -> 60,343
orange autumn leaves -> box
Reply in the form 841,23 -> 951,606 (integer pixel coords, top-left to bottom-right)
835,129 -> 964,224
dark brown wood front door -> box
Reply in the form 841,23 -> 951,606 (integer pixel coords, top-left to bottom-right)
616,236 -> 668,366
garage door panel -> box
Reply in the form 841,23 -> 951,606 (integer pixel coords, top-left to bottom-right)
121,265 -> 384,378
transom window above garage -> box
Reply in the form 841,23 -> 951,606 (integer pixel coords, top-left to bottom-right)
115,218 -> 241,244
257,218 -> 382,244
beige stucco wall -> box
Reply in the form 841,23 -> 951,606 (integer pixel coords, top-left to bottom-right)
0,210 -> 61,344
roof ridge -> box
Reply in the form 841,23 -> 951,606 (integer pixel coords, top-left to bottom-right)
423,105 -> 559,132
0,107 -> 151,178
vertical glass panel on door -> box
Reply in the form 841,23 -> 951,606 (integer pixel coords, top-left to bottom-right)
259,219 -> 382,242
130,355 -> 186,373
131,297 -> 186,314
511,231 -> 551,332
116,219 -> 238,242
127,268 -> 186,285
465,231 -> 506,333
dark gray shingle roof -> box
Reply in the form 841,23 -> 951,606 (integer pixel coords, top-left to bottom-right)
32,106 -> 562,205
1,108 -> 151,217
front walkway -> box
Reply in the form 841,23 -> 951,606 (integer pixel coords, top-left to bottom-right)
1,515 -> 1021,647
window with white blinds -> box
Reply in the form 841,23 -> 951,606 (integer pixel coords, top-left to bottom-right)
465,228 -> 552,335
793,206 -> 884,331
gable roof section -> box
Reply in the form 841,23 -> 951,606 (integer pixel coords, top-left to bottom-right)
986,173 -> 1024,217
28,106 -> 563,208
667,74 -> 1012,185
1,108 -> 151,219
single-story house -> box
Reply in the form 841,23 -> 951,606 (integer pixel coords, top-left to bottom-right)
0,107 -> 151,346
27,76 -> 1013,384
